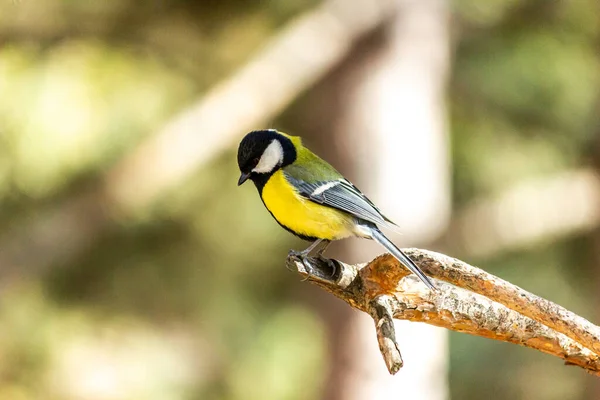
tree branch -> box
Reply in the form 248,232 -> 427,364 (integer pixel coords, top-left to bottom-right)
286,249 -> 600,376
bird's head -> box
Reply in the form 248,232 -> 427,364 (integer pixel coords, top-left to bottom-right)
237,129 -> 296,185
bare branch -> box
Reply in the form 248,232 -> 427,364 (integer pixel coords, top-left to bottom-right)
368,295 -> 404,374
287,250 -> 600,376
406,248 -> 600,359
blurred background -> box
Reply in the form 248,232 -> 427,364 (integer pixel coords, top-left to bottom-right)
0,0 -> 599,399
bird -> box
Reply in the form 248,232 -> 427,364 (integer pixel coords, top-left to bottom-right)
236,129 -> 436,290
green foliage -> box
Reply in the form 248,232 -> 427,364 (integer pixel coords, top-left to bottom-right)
451,0 -> 600,203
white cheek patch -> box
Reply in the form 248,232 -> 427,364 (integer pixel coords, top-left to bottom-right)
253,139 -> 284,173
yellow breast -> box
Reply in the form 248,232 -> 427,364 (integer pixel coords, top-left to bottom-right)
261,170 -> 354,240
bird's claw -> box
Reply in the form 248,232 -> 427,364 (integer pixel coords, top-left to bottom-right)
318,255 -> 337,279
288,249 -> 337,282
300,258 -> 313,282
286,250 -> 301,271
288,249 -> 314,281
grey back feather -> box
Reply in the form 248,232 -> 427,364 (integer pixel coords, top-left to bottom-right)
283,172 -> 400,232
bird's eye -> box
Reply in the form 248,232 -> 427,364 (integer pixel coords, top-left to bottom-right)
252,157 -> 260,165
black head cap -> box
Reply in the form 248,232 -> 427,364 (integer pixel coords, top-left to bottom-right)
237,130 -> 279,172
237,129 -> 296,185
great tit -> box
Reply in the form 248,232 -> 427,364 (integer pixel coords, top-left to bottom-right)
237,129 -> 436,290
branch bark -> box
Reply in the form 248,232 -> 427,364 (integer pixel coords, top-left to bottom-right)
286,249 -> 600,376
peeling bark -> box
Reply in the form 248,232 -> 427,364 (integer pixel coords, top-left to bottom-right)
287,249 -> 600,376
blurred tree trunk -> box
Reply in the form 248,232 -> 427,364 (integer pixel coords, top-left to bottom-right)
294,0 -> 451,398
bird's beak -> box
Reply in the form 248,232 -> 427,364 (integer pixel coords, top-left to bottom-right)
238,172 -> 251,186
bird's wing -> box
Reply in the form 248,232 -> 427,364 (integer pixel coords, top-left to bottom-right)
283,162 -> 399,232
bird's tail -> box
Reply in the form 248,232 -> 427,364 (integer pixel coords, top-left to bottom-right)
369,227 -> 437,291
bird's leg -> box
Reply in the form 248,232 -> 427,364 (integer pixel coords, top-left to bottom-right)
288,239 -> 327,281
300,239 -> 324,281
290,239 -> 337,279
315,240 -> 331,258
315,240 -> 336,278
289,238 -> 325,259
304,239 -> 326,256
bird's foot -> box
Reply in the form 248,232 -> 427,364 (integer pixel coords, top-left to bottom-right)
288,249 -> 338,282
288,249 -> 314,281
317,255 -> 337,279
